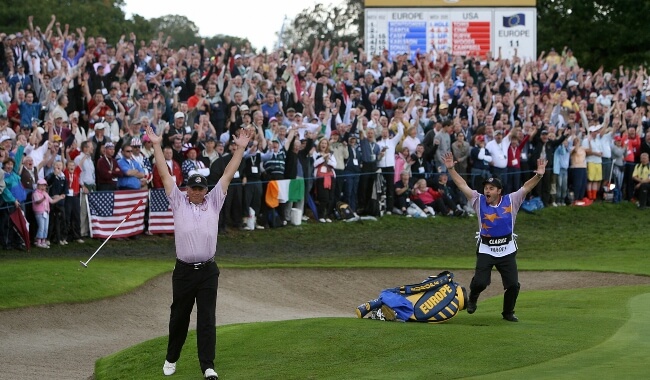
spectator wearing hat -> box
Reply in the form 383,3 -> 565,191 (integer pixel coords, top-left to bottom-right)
582,124 -> 605,201
89,122 -> 110,159
47,47 -> 64,73
140,134 -> 155,161
437,102 -> 452,123
32,178 -> 65,249
129,138 -> 153,181
96,142 -> 123,191
181,146 -> 207,185
117,143 -> 147,190
102,110 -> 122,143
164,112 -> 188,147
8,63 -> 31,91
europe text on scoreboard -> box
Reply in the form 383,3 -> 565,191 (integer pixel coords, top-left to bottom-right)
364,0 -> 537,61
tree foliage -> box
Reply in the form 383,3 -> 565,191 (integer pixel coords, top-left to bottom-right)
148,14 -> 200,48
537,0 -> 650,69
280,0 -> 363,52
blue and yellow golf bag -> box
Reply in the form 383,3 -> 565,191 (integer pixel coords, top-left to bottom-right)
356,271 -> 467,323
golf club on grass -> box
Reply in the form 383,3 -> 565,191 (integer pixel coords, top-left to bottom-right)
80,199 -> 145,268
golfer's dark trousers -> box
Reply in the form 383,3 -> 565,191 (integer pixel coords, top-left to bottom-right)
469,251 -> 520,317
167,260 -> 219,374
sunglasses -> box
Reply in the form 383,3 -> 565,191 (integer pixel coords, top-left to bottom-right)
123,150 -> 132,153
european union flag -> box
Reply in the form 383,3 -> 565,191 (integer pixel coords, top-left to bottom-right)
503,13 -> 526,28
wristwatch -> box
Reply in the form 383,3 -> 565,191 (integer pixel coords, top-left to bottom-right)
535,172 -> 543,178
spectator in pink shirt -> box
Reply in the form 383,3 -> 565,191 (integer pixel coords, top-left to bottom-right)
32,179 -> 64,248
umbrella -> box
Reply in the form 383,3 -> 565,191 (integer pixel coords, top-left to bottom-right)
9,208 -> 30,251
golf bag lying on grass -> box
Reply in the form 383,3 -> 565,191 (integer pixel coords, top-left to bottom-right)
355,271 -> 467,323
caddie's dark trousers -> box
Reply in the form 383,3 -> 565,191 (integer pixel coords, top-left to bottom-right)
167,260 -> 219,374
470,251 -> 520,316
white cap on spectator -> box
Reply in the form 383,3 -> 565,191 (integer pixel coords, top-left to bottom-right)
94,122 -> 106,130
54,48 -> 62,54
588,125 -> 603,132
174,112 -> 185,119
568,80 -> 579,87
298,66 -> 306,72
234,54 -> 242,59
0,135 -> 12,143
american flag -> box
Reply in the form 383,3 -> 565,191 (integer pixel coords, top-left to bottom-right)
88,190 -> 148,238
148,188 -> 177,234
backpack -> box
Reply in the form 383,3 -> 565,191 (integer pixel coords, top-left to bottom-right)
336,201 -> 355,220
521,196 -> 544,213
267,209 -> 284,228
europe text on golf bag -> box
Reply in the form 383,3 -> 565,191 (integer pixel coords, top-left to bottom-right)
356,271 -> 468,323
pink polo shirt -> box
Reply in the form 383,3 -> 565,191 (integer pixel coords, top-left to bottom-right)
32,189 -> 52,213
168,180 -> 226,263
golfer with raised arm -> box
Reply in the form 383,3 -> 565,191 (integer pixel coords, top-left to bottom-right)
147,125 -> 252,379
443,152 -> 547,322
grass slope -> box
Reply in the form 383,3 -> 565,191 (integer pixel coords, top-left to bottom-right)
95,285 -> 650,379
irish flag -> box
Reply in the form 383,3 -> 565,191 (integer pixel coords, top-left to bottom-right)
265,179 -> 305,208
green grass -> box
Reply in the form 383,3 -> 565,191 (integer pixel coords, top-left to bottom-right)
0,259 -> 172,309
94,285 -> 650,380
1,202 -> 649,379
1,202 -> 648,309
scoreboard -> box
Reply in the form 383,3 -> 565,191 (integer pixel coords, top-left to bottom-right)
365,1 -> 537,61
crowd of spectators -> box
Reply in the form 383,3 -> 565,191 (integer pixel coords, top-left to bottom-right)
2,15 -> 650,250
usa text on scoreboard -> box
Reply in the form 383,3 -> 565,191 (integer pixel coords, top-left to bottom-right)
364,0 -> 537,61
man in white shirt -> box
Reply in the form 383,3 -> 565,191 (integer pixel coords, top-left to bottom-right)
485,130 -> 509,189
377,110 -> 405,214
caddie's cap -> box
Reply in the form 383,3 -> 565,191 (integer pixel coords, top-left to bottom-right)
187,173 -> 208,189
483,177 -> 503,189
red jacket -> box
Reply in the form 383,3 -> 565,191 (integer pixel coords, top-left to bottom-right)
153,160 -> 182,189
411,187 -> 442,205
